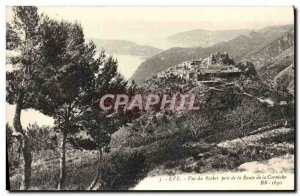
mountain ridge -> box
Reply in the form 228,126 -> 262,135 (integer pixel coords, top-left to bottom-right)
167,28 -> 253,47
93,39 -> 162,58
167,24 -> 293,48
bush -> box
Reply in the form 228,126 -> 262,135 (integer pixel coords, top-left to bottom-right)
99,150 -> 146,190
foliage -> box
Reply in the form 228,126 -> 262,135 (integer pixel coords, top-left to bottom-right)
98,150 -> 146,190
6,6 -> 43,109
26,123 -> 57,151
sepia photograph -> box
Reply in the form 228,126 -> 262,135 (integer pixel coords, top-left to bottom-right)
5,6 -> 295,191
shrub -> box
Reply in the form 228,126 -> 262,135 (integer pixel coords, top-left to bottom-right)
99,150 -> 146,190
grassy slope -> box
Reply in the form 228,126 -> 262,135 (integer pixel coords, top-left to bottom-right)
9,150 -> 98,190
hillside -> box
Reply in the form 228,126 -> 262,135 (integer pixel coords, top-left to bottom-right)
93,39 -> 162,58
247,30 -> 294,86
111,54 -> 294,185
273,64 -> 294,97
131,24 -> 294,84
167,29 -> 253,47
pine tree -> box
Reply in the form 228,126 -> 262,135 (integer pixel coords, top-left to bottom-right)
36,18 -> 105,190
6,6 -> 42,190
72,57 -> 141,190
7,7 -> 139,190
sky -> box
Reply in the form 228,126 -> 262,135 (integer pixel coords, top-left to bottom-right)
6,6 -> 294,49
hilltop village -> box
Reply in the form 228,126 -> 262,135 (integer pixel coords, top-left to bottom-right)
156,52 -> 243,83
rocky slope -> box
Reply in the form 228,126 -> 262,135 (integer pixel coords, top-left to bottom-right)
247,30 -> 294,91
273,64 -> 294,97
111,51 -> 294,189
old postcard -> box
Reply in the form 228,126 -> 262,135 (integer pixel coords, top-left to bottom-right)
6,6 -> 295,191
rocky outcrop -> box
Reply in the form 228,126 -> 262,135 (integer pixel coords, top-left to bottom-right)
206,52 -> 235,66
235,60 -> 257,78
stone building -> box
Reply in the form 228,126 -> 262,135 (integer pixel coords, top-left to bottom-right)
156,52 -> 242,82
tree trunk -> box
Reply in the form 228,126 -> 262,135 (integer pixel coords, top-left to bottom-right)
20,135 -> 32,190
58,130 -> 67,190
13,92 -> 23,136
87,147 -> 103,190
13,91 -> 32,190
